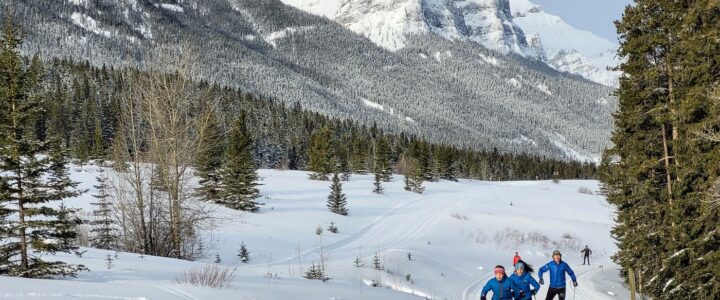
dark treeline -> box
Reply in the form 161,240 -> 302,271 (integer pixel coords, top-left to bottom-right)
37,58 -> 596,181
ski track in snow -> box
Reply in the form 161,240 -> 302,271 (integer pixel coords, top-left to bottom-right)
157,286 -> 196,300
461,271 -> 494,300
573,265 -> 606,299
252,196 -> 457,267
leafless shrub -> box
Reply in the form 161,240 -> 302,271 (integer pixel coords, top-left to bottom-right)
450,213 -> 469,220
177,264 -> 237,288
492,227 -> 582,251
578,187 -> 594,195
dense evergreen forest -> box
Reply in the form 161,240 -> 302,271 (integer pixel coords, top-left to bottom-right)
36,58 -> 596,182
600,0 -> 720,298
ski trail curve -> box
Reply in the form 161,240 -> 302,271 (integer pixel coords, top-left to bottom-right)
462,272 -> 493,300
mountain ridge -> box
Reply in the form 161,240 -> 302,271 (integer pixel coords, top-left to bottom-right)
7,0 -> 615,161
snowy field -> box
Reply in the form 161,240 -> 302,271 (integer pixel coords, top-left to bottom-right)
0,167 -> 630,299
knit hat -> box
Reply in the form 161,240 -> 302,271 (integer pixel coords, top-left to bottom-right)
515,262 -> 525,270
494,265 -> 506,275
552,250 -> 562,256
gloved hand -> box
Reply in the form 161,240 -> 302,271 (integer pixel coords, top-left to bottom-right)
531,290 -> 537,295
519,291 -> 525,298
481,296 -> 487,300
573,281 -> 578,287
539,278 -> 544,285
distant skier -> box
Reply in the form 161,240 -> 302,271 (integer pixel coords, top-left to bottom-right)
510,261 -> 540,300
580,245 -> 592,265
538,250 -> 577,300
481,265 -> 519,300
513,251 -> 521,266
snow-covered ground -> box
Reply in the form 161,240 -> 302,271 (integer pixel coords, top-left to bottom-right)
0,167 -> 630,299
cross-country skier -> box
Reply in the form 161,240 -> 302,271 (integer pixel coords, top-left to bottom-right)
538,250 -> 577,300
509,261 -> 540,300
513,251 -> 521,266
481,265 -> 519,300
580,245 -> 592,265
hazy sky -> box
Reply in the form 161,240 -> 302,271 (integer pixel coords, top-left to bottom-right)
529,0 -> 633,42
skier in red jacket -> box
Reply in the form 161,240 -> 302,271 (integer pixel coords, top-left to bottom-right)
513,251 -> 521,266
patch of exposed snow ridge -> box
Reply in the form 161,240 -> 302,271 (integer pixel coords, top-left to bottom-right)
154,3 -> 184,13
70,12 -> 112,38
264,26 -> 315,47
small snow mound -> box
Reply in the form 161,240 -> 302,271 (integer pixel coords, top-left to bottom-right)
154,3 -> 184,13
508,78 -> 521,89
68,0 -> 87,6
362,98 -> 384,111
419,53 -> 428,59
478,54 -> 499,66
607,291 -> 616,296
404,116 -> 415,123
536,83 -> 552,95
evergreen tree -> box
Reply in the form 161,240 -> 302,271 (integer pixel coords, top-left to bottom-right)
0,19 -> 86,278
404,157 -> 425,194
90,165 -> 117,250
327,173 -> 348,216
373,253 -> 382,270
195,110 -> 225,202
350,133 -> 369,174
218,113 -> 261,212
600,1 -> 720,298
372,172 -> 384,194
374,137 -> 392,182
308,127 -> 335,180
237,242 -> 250,263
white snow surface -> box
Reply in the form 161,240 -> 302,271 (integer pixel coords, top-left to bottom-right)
0,165 -> 630,299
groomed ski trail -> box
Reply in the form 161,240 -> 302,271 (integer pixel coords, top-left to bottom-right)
462,271 -> 494,300
250,195 -> 459,268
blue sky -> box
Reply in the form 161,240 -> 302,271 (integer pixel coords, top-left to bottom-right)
529,0 -> 633,42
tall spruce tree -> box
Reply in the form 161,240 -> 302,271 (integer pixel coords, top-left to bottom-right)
374,137 -> 392,182
90,165 -> 117,250
327,173 -> 348,215
0,19 -> 86,278
219,113 -> 261,212
403,156 -> 425,194
195,110 -> 225,202
600,1 -> 720,298
372,172 -> 384,194
308,127 -> 336,180
350,133 -> 369,174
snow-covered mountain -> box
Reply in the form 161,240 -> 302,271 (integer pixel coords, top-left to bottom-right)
11,0 -> 616,160
282,0 -> 620,86
509,0 -> 620,86
283,0 -> 541,55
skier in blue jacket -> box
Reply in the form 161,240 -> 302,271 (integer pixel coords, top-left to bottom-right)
481,265 -> 519,300
538,250 -> 577,300
509,261 -> 540,300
